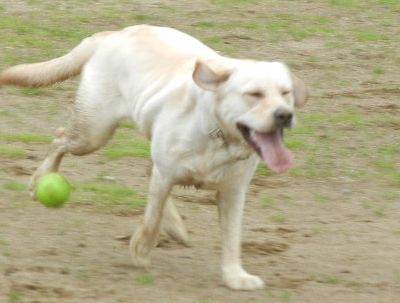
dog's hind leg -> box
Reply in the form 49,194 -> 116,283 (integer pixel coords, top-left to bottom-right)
162,198 -> 189,246
29,127 -> 69,198
130,166 -> 172,268
29,104 -> 119,199
29,66 -> 127,198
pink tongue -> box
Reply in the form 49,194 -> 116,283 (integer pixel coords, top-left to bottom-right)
253,130 -> 294,173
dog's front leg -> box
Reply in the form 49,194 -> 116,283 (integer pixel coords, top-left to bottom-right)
130,166 -> 172,268
217,188 -> 264,290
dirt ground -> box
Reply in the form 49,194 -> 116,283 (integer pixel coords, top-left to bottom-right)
1,1 -> 399,303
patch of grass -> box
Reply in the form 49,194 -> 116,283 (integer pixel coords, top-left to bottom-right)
367,112 -> 400,128
75,269 -> 90,280
373,159 -> 396,176
0,241 -> 12,257
361,200 -> 387,217
0,132 -> 52,143
102,130 -> 150,159
0,14 -> 89,42
306,55 -> 321,64
361,200 -> 372,210
19,87 -> 49,96
118,120 -> 136,129
286,111 -> 353,179
261,14 -> 337,41
211,0 -> 262,5
324,274 -> 364,288
373,205 -> 386,217
3,181 -> 26,192
377,143 -> 399,156
322,275 -> 340,284
256,164 -> 274,176
371,143 -> 400,186
295,154 -> 336,178
279,290 -> 294,301
194,21 -> 216,28
290,123 -> 315,136
329,0 -> 367,8
313,193 -> 329,203
325,110 -> 366,127
308,272 -> 340,284
381,191 -> 400,201
8,291 -> 25,302
0,13 -> 92,64
325,40 -> 348,49
285,138 -> 308,150
380,0 -> 398,4
73,181 -> 145,207
134,14 -> 155,22
373,157 -> 400,185
102,137 -> 150,159
354,29 -> 388,42
294,107 -> 368,133
0,235 -> 7,246
390,172 -> 400,186
261,197 -> 276,209
3,250 -> 12,257
0,144 -> 27,158
237,21 -> 263,30
372,67 -> 385,75
0,110 -> 17,117
202,35 -> 236,55
271,212 -> 287,223
134,273 -> 155,285
286,27 -> 320,41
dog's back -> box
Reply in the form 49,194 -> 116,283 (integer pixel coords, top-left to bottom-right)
0,25 -> 217,89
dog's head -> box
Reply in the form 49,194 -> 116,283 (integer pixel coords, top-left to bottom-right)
193,58 -> 309,173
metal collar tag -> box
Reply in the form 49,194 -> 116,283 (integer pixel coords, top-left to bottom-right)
208,128 -> 224,140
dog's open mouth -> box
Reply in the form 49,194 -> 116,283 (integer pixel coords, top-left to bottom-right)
237,123 -> 294,173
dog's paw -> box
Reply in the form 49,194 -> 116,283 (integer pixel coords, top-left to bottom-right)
130,253 -> 151,268
130,242 -> 151,268
129,229 -> 151,268
223,267 -> 264,290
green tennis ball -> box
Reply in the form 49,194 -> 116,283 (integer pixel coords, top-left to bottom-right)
36,173 -> 71,208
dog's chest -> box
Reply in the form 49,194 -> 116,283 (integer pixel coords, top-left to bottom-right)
173,139 -> 254,188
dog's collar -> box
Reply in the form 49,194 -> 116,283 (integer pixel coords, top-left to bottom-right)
208,127 -> 225,140
208,127 -> 252,161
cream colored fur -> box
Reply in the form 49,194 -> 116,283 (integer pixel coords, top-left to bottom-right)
0,25 -> 308,290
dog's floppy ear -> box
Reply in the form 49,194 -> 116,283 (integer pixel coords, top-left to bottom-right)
193,59 -> 231,91
291,73 -> 309,107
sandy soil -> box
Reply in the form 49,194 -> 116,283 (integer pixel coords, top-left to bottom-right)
1,1 -> 399,302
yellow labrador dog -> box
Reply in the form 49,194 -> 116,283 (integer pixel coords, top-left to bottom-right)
0,25 -> 308,290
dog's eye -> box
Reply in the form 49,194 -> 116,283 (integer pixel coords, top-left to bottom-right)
245,91 -> 264,98
282,90 -> 291,96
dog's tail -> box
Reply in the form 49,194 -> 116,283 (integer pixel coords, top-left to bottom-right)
0,31 -> 115,88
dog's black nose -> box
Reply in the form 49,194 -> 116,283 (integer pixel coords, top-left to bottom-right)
274,108 -> 293,128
